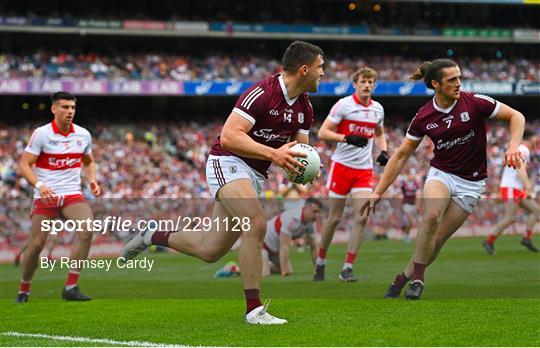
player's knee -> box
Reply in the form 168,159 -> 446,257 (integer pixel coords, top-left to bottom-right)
423,210 -> 442,227
244,216 -> 266,239
200,253 -> 222,263
78,230 -> 93,244
328,211 -> 342,226
28,238 -> 47,253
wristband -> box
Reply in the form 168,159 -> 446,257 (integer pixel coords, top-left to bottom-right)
35,181 -> 44,189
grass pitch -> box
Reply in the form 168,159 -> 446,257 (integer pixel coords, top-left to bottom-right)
1,236 -> 539,346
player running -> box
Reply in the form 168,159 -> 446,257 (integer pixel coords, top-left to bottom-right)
314,68 -> 388,282
483,129 -> 539,254
16,91 -> 101,303
122,41 -> 324,324
360,59 -> 525,300
263,198 -> 322,276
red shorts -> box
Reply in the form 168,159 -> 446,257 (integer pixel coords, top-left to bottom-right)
500,187 -> 526,204
326,161 -> 373,196
31,194 -> 87,217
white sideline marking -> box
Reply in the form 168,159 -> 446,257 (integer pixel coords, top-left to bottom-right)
2,331 -> 189,347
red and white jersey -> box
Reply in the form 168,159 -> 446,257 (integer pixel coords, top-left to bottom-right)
25,121 -> 92,198
500,144 -> 530,190
327,94 -> 384,169
264,204 -> 315,253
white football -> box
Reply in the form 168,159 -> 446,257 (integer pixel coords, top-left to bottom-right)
286,143 -> 321,184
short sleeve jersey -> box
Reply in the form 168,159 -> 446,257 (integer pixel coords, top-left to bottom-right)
25,121 -> 92,198
406,91 -> 500,181
210,74 -> 314,178
326,94 -> 384,169
400,178 -> 420,205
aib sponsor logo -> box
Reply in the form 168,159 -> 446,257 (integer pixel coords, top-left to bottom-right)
253,128 -> 289,143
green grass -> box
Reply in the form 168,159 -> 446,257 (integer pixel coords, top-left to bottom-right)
1,236 -> 539,346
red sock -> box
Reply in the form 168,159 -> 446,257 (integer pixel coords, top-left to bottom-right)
525,229 -> 532,240
486,235 -> 497,244
244,288 -> 262,314
413,262 -> 426,282
318,248 -> 327,259
151,232 -> 171,247
65,271 -> 80,287
345,252 -> 357,265
393,272 -> 410,289
19,280 -> 30,294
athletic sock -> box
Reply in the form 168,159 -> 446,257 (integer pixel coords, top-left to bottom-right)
525,229 -> 532,241
19,280 -> 30,294
244,288 -> 262,314
486,234 -> 497,244
342,252 -> 357,270
64,270 -> 80,290
316,248 -> 327,266
393,272 -> 410,289
412,262 -> 426,282
150,232 -> 171,247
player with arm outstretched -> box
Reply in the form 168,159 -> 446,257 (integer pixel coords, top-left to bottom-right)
360,59 -> 525,300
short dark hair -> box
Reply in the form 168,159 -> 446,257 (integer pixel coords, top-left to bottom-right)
409,59 -> 458,90
281,41 -> 324,73
51,91 -> 76,103
305,197 -> 323,209
523,128 -> 535,139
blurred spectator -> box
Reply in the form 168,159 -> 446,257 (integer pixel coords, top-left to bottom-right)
1,51 -> 538,82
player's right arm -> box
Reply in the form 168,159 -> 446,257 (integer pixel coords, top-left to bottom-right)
317,118 -> 345,143
220,113 -> 305,174
19,151 -> 55,203
278,232 -> 293,276
20,129 -> 55,203
360,138 -> 420,216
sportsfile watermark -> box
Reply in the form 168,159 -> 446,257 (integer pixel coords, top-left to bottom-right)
41,216 -> 252,235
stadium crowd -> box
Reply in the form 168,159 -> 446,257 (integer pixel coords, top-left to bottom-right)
2,51 -> 539,82
2,119 -> 539,250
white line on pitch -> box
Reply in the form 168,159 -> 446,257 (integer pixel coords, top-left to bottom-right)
2,331 -> 189,347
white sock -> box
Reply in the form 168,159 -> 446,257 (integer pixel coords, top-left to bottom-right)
64,284 -> 77,290
342,262 -> 353,270
316,257 -> 326,266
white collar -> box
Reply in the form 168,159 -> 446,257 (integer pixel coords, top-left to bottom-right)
432,98 -> 457,114
278,74 -> 299,106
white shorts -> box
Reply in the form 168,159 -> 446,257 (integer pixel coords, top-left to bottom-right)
402,203 -> 416,215
426,167 -> 486,214
206,155 -> 265,199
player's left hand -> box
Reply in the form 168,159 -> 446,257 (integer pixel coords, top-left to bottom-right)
376,151 -> 389,166
359,192 -> 381,217
90,181 -> 101,197
503,144 -> 524,169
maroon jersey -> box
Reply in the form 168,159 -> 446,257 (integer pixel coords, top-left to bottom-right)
406,91 -> 500,181
401,178 -> 420,205
210,74 -> 314,177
